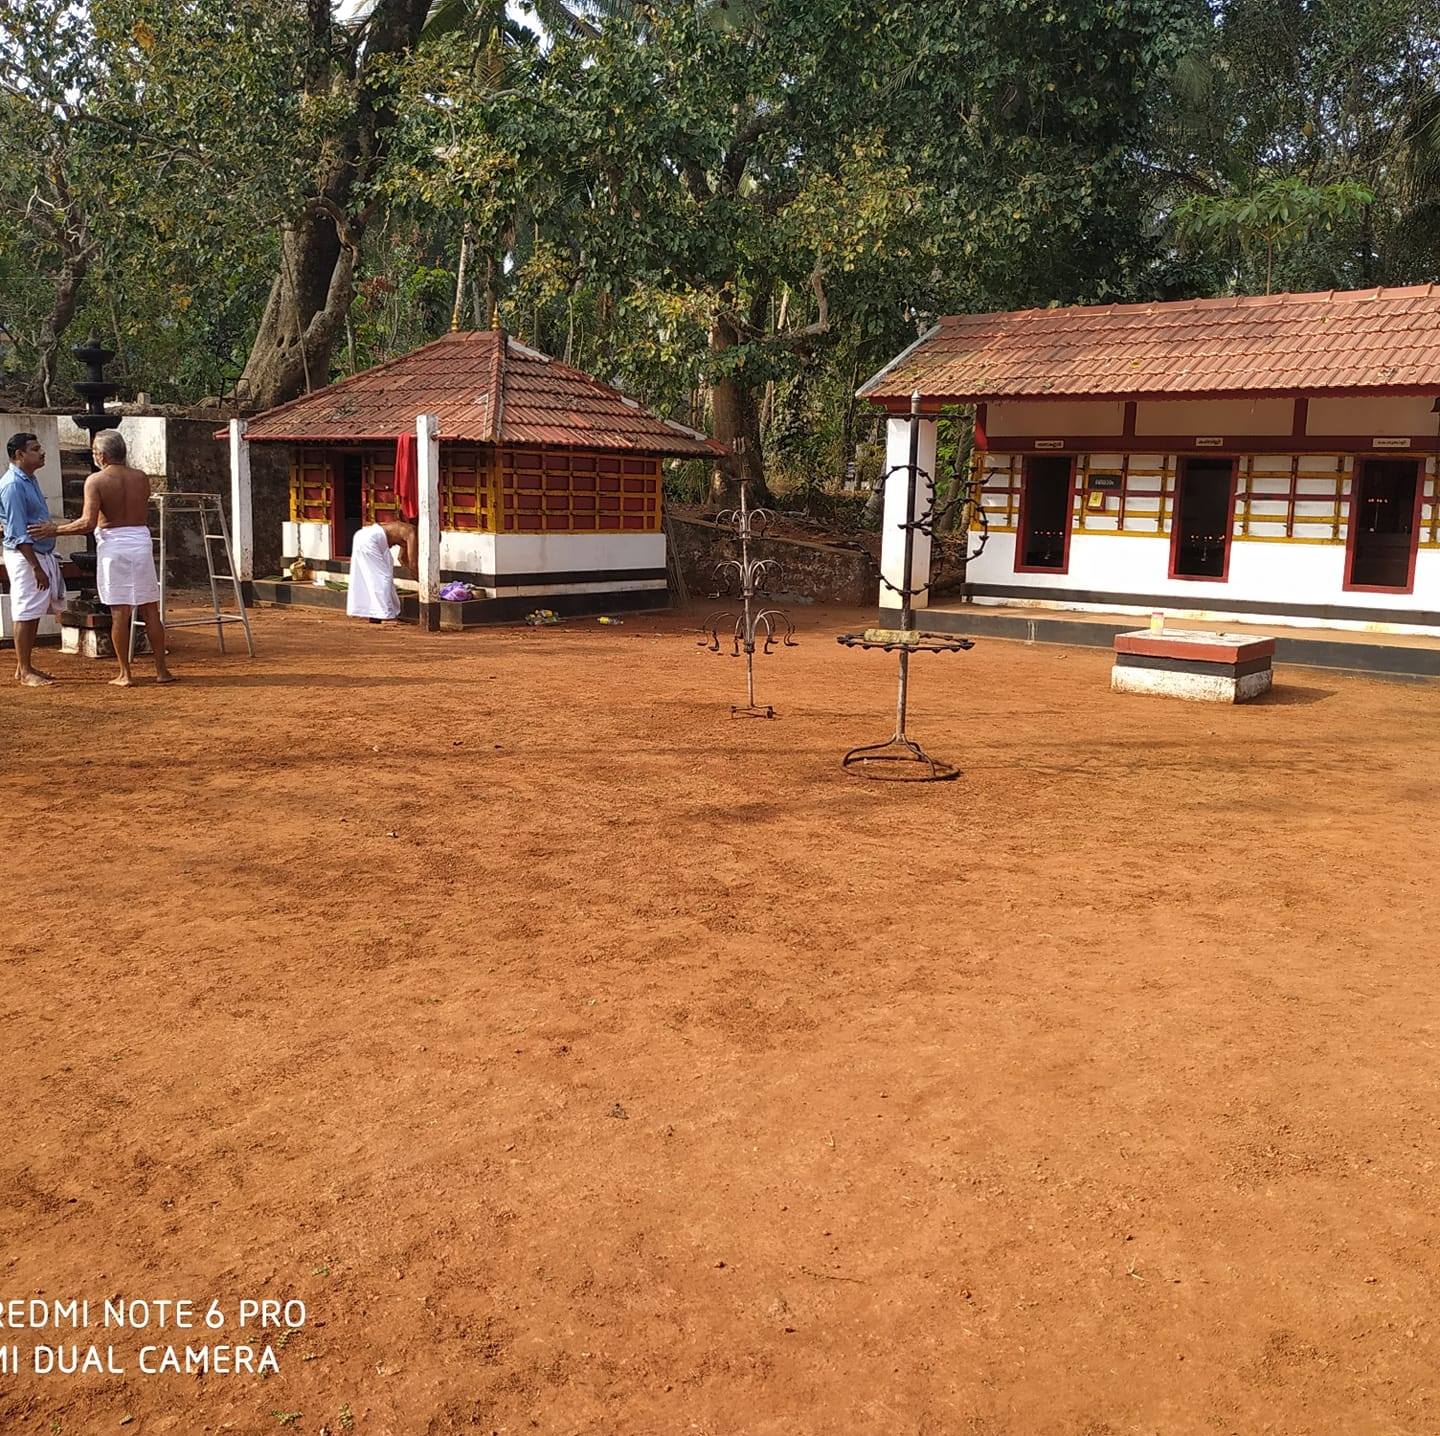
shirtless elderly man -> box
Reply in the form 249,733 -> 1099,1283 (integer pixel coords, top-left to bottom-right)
30,429 -> 175,686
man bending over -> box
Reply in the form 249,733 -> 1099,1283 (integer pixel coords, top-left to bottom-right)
30,429 -> 175,686
346,518 -> 417,623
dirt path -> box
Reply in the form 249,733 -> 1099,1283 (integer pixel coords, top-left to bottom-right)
3,606 -> 1438,1435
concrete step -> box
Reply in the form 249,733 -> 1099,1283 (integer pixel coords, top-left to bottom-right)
883,604 -> 1440,679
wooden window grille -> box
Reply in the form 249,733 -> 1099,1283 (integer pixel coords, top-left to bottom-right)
290,450 -> 334,524
440,447 -> 495,532
973,451 -> 1020,531
363,453 -> 399,525
1231,454 -> 1352,542
1421,460 -> 1440,547
499,448 -> 660,534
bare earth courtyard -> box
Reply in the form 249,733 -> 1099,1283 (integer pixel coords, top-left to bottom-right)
2,605 -> 1438,1435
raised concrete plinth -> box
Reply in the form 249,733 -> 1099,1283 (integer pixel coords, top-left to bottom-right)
1111,629 -> 1275,703
60,611 -> 150,659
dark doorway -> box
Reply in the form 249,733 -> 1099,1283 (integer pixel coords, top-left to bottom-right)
1017,456 -> 1074,571
1347,459 -> 1420,591
1170,458 -> 1235,579
337,454 -> 365,558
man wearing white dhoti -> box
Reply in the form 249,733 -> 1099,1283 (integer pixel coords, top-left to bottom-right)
346,519 -> 416,622
29,430 -> 174,687
2,431 -> 66,686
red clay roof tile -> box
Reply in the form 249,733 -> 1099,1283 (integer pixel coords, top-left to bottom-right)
242,330 -> 721,457
861,286 -> 1440,405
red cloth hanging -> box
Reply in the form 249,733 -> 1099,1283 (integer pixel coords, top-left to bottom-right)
393,432 -> 419,520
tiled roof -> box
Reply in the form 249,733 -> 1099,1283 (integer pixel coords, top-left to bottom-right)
859,286 -> 1440,405
242,330 -> 722,456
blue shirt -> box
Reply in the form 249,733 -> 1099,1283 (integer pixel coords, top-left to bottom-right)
0,463 -> 55,554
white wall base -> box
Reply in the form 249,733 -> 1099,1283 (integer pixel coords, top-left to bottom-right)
287,521 -> 333,561
966,532 -> 1440,636
1111,665 -> 1273,702
472,578 -> 667,599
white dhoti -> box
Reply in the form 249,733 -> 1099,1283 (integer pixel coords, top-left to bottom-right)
95,525 -> 159,607
346,525 -> 401,620
3,546 -> 66,621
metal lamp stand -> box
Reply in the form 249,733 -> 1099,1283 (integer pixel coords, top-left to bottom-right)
838,393 -> 974,781
699,482 -> 796,717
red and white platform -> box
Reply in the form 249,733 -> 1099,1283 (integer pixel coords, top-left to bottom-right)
1111,629 -> 1275,702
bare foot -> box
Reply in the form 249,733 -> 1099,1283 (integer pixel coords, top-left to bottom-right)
17,671 -> 54,687
109,674 -> 137,687
155,672 -> 179,684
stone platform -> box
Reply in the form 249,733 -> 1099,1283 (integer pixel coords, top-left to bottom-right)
60,609 -> 150,659
1111,629 -> 1275,703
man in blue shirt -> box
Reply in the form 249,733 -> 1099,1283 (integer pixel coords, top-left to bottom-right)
2,431 -> 66,686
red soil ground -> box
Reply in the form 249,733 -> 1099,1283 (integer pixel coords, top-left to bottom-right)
3,605 -> 1438,1435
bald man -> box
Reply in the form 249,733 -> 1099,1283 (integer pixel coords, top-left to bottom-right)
29,429 -> 174,686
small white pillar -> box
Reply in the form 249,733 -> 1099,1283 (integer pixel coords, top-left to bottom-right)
878,398 -> 937,614
416,413 -> 441,631
228,418 -> 253,589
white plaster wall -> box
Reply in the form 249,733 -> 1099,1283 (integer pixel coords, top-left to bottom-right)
1307,395 -> 1437,438
483,579 -> 666,597
490,531 -> 665,576
443,532 -> 665,596
987,400 -> 1125,438
1134,398 -> 1293,436
286,524 -> 664,580
55,414 -> 167,473
440,531 -> 496,574
966,531 -> 1440,632
290,521 -> 331,560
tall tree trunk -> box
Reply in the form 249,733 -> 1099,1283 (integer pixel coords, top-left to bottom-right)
707,302 -> 772,508
236,0 -> 431,410
32,248 -> 91,407
450,222 -> 472,331
239,209 -> 359,410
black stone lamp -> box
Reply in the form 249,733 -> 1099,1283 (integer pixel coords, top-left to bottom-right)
71,335 -> 119,441
66,336 -> 123,608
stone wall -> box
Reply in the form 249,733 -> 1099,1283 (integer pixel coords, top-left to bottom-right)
51,414 -> 288,585
668,514 -> 881,605
668,512 -> 969,608
160,420 -> 288,582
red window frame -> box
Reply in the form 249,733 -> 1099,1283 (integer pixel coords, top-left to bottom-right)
1167,456 -> 1238,583
1343,457 -> 1425,595
1013,454 -> 1077,575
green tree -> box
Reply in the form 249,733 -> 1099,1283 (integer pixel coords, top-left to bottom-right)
1151,0 -> 1440,293
0,0 -> 310,402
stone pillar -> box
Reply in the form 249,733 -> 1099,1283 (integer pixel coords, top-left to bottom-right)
228,418 -> 254,596
878,399 -> 937,614
417,413 -> 441,632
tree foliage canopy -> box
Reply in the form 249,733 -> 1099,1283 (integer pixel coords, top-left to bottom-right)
0,0 -> 1437,497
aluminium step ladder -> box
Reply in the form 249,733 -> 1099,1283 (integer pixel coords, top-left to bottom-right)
129,491 -> 255,659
